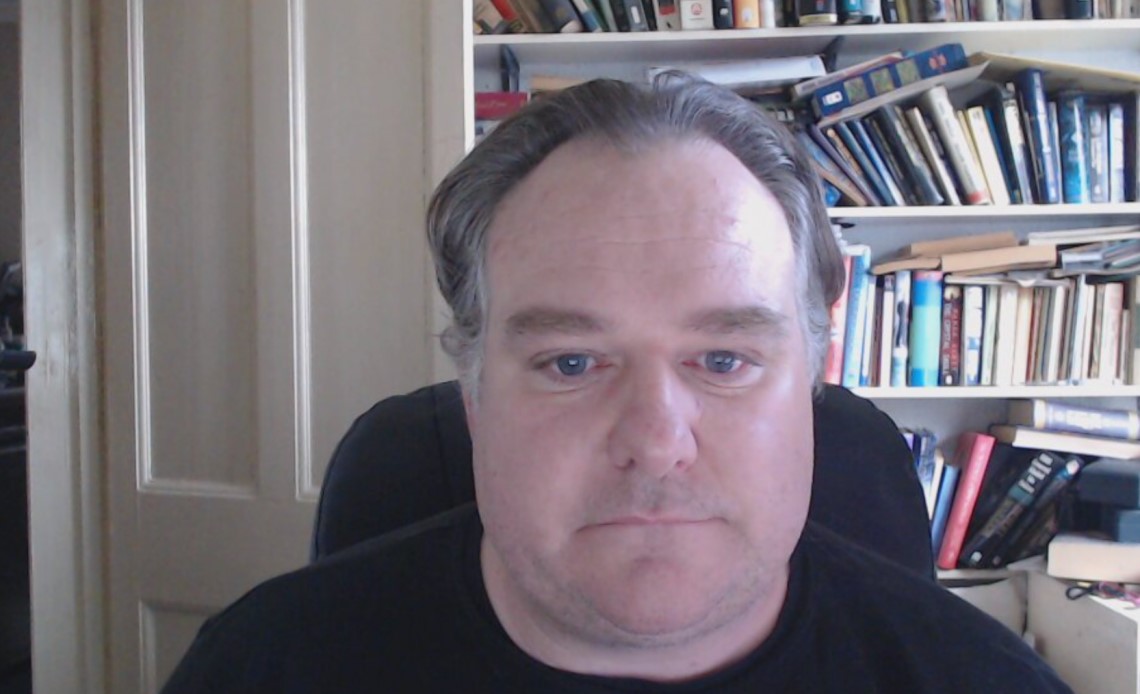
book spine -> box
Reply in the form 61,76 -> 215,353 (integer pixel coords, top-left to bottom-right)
936,432 -> 997,570
909,271 -> 943,387
679,0 -> 716,27
815,125 -> 881,205
622,0 -> 652,27
890,270 -> 912,387
596,0 -> 621,28
905,107 -> 961,206
939,285 -> 963,386
850,119 -> 906,206
979,285 -> 999,385
881,0 -> 901,20
1000,84 -> 1036,204
713,0 -> 737,25
991,284 -> 1019,386
809,44 -> 965,120
1101,281 -> 1124,382
1087,103 -> 1110,204
930,464 -> 961,556
824,253 -> 854,385
568,0 -> 606,29
1034,400 -> 1140,440
919,86 -> 990,206
880,105 -> 945,205
1016,69 -> 1062,205
537,0 -> 587,30
474,0 -> 511,33
877,274 -> 896,386
734,0 -> 762,24
640,0 -> 659,28
651,0 -> 682,27
793,0 -> 839,24
961,285 -> 985,386
835,122 -> 895,206
838,0 -> 865,22
1057,92 -> 1091,204
859,276 -> 878,386
842,247 -> 872,388
960,450 -> 1066,568
1124,94 -> 1140,202
865,116 -> 916,205
988,457 -> 1084,567
490,0 -> 528,31
966,106 -> 1011,205
1109,102 -> 1126,203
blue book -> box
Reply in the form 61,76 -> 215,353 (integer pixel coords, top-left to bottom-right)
810,43 -> 967,119
908,270 -> 943,387
1014,68 -> 1062,205
836,121 -> 896,206
1109,102 -> 1126,203
890,270 -> 911,387
1057,93 -> 1090,204
1086,103 -> 1110,204
841,246 -> 872,388
850,119 -> 906,206
930,463 -> 961,555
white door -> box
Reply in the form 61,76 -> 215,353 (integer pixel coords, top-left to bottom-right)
99,0 -> 431,690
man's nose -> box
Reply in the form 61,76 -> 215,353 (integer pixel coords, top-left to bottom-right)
608,365 -> 699,478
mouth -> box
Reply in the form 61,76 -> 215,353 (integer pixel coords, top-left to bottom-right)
598,516 -> 713,527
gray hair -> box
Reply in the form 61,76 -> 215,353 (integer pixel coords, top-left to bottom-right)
427,75 -> 845,395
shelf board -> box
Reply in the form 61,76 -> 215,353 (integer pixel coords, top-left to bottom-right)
830,202 -> 1140,222
937,567 -> 1019,581
853,384 -> 1140,399
473,20 -> 1140,66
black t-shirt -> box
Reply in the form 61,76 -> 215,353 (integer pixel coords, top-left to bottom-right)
163,505 -> 1071,693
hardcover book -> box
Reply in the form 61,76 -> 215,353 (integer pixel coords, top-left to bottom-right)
936,431 -> 997,569
1014,68 -> 1062,205
990,424 -> 1140,460
1057,92 -> 1091,204
1008,400 -> 1140,441
917,86 -> 990,205
909,271 -> 944,387
869,105 -> 945,206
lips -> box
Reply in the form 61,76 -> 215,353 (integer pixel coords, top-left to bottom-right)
599,516 -> 712,526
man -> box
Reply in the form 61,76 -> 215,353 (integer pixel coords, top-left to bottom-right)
164,77 -> 1070,692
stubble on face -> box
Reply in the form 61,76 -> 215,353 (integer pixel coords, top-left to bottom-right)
468,135 -> 816,681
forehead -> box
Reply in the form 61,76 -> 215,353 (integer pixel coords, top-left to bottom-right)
486,138 -> 797,311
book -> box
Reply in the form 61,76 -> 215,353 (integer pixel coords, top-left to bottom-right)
1076,458 -> 1140,507
679,0 -> 715,27
930,463 -> 960,556
917,86 -> 990,206
1124,93 -> 1140,202
810,43 -> 969,120
569,0 -> 606,29
1047,532 -> 1140,583
979,284 -> 999,385
991,283 -> 1021,387
842,246 -> 872,387
849,118 -> 906,206
790,52 -> 905,102
647,56 -> 827,92
1011,286 -> 1034,385
978,83 -> 1035,205
890,270 -> 912,387
1108,101 -> 1126,203
905,107 -> 961,206
965,106 -> 1011,206
864,116 -> 916,206
814,125 -> 882,205
961,444 -> 1036,542
960,284 -> 984,386
816,62 -> 985,129
1086,103 -> 1110,204
490,0 -> 528,31
1008,400 -> 1140,441
869,105 -> 945,206
1013,68 -> 1062,205
990,424 -> 1140,460
877,274 -> 896,387
859,272 -> 877,386
712,0 -> 736,26
936,431 -> 997,570
873,242 -> 1056,277
474,0 -> 511,33
734,0 -> 762,24
537,0 -> 588,30
640,0 -> 659,28
988,456 -> 1084,566
796,130 -> 870,207
939,285 -> 963,386
913,430 -> 941,515
960,450 -> 1069,568
834,122 -> 897,206
1057,92 -> 1091,204
651,0 -> 682,27
909,270 -> 944,387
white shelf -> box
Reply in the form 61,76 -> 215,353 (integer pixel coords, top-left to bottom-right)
937,566 -> 1019,581
830,202 -> 1140,221
853,385 -> 1140,399
473,20 -> 1140,66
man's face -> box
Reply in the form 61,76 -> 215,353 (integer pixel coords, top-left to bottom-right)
469,137 -> 815,662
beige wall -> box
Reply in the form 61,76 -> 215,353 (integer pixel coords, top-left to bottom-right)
0,20 -> 20,264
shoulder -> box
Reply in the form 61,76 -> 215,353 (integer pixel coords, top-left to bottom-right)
161,505 -> 479,692
798,522 -> 1073,693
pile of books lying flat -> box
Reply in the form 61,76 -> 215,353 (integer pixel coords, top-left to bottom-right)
913,399 -> 1140,570
1047,458 -> 1140,584
827,225 -> 1140,389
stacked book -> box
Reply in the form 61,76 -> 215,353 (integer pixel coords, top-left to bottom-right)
825,225 -> 1140,389
1047,458 -> 1140,583
930,399 -> 1140,570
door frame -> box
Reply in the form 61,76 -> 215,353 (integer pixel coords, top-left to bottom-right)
21,0 -> 104,692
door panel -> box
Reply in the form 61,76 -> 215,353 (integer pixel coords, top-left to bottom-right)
100,0 -> 429,690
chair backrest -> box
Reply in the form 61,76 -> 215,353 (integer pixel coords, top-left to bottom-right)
312,382 -> 934,578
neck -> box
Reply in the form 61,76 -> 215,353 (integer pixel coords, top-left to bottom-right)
480,538 -> 789,683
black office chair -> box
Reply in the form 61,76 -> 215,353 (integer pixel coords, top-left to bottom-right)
311,382 -> 934,579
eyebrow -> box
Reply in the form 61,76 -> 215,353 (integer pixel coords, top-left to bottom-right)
505,307 -> 608,337
684,305 -> 792,337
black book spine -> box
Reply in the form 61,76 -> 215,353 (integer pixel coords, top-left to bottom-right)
863,116 -> 917,205
872,106 -> 945,206
1125,93 -> 1140,202
714,0 -> 736,26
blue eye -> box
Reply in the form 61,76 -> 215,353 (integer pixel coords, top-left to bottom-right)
704,351 -> 741,374
555,354 -> 591,376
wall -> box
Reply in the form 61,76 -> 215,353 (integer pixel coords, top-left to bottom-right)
0,20 -> 18,264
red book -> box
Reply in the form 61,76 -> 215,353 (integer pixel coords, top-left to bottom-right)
489,0 -> 522,26
475,92 -> 529,121
936,431 -> 997,570
823,254 -> 853,385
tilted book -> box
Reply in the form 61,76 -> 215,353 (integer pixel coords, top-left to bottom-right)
936,431 -> 997,570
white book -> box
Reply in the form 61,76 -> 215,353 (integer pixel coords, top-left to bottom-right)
679,0 -> 715,29
980,284 -> 1000,386
905,107 -> 962,206
1012,286 -> 1035,385
1045,284 -> 1069,384
1048,533 -> 1140,583
646,56 -> 827,91
652,0 -> 683,28
965,106 -> 1012,205
1067,276 -> 1090,383
961,285 -> 985,386
1120,308 -> 1131,383
918,86 -> 991,206
890,271 -> 912,388
1099,282 -> 1125,383
992,283 -> 1021,386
